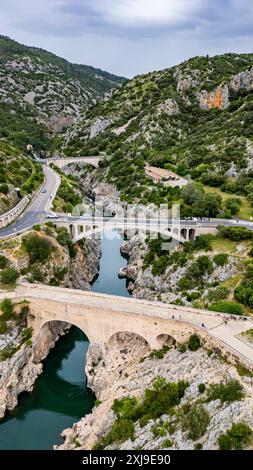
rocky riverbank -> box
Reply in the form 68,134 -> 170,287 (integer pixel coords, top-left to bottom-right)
57,332 -> 253,450
0,225 -> 101,419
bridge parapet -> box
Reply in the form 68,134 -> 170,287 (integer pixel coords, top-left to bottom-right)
11,283 -> 252,367
47,156 -> 108,170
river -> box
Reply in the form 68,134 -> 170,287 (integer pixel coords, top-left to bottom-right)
0,230 -> 130,450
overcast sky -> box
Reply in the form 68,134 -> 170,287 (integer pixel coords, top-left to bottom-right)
1,0 -> 253,77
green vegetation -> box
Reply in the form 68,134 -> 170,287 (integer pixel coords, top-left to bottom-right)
236,364 -> 253,378
148,345 -> 170,360
181,404 -> 210,440
0,35 -> 124,154
0,254 -> 8,269
21,164 -> 44,195
218,226 -> 253,242
0,344 -> 20,361
235,264 -> 253,309
161,439 -> 173,449
198,383 -> 206,394
218,422 -> 252,450
22,234 -> 53,264
213,253 -> 228,267
206,380 -> 244,404
65,52 -> 253,217
188,334 -> 201,352
53,174 -> 82,214
0,267 -> 19,285
94,377 -> 188,449
56,227 -> 77,258
207,286 -> 230,303
209,301 -> 244,316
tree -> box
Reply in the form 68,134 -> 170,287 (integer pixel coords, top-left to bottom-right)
188,334 -> 201,351
225,198 -> 241,216
181,183 -> 204,206
209,301 -> 244,316
0,254 -> 8,269
193,193 -> 222,218
0,267 -> 19,285
22,234 -> 53,264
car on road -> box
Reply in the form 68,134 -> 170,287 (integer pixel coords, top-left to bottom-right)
42,189 -> 47,193
46,213 -> 58,219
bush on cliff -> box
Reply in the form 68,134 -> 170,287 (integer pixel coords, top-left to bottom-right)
0,267 -> 19,285
209,301 -> 244,316
218,422 -> 252,450
22,233 -> 53,264
207,380 -> 244,404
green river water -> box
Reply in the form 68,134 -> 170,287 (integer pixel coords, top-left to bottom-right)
0,230 -> 130,450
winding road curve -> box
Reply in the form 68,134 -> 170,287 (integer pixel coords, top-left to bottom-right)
0,166 -> 60,239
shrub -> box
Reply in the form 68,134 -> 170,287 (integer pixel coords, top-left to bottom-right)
188,334 -> 201,351
21,327 -> 32,343
198,383 -> 206,394
213,253 -> 228,267
161,439 -> 173,449
218,226 -> 253,241
182,404 -> 210,440
0,183 -> 9,194
218,422 -> 252,450
0,267 -> 19,285
0,322 -> 8,334
194,443 -> 203,450
207,380 -> 244,404
209,301 -> 244,316
94,378 -> 189,449
0,345 -> 20,361
178,343 -> 187,353
218,433 -> 233,450
0,298 -> 14,320
236,364 -> 253,378
208,286 -> 229,302
0,254 -> 8,269
22,234 -> 53,264
149,345 -> 170,360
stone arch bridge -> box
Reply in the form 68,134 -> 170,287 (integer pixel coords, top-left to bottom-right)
55,217 -> 218,243
9,283 -> 253,369
46,156 -> 106,170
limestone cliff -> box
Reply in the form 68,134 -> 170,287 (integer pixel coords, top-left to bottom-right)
57,333 -> 253,450
0,227 -> 101,419
0,320 -> 68,419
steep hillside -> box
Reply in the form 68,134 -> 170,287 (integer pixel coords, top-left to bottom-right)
0,140 -> 43,215
0,36 -> 125,152
64,53 -> 253,211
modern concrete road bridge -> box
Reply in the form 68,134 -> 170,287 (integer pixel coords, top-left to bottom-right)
46,156 -> 106,169
4,283 -> 253,369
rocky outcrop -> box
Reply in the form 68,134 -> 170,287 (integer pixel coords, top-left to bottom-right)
64,165 -> 122,215
0,320 -> 68,419
230,67 -> 253,92
57,338 -> 253,450
198,85 -> 230,110
69,239 -> 101,291
90,118 -> 113,139
157,98 -> 179,116
0,228 -> 101,420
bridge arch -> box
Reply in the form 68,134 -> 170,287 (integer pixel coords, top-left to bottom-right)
156,333 -> 177,347
189,228 -> 196,241
181,228 -> 187,240
69,224 -> 76,239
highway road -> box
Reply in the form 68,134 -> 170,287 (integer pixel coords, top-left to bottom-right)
0,165 -> 60,239
1,159 -> 253,240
